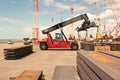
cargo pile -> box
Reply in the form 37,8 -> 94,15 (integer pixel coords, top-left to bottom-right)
80,42 -> 120,51
77,51 -> 120,80
4,45 -> 33,60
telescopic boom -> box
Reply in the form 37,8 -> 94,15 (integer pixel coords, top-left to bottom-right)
42,14 -> 89,34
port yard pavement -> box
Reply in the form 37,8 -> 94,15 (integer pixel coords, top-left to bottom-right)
0,42 -> 77,80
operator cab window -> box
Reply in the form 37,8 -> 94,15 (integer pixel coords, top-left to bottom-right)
55,33 -> 63,40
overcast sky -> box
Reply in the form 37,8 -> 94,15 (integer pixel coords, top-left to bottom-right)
0,0 -> 120,39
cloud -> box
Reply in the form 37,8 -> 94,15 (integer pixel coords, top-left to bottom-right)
28,10 -> 48,16
43,0 -> 54,6
71,5 -> 87,12
43,0 -> 86,12
0,16 -> 34,38
83,0 -> 101,4
86,9 -> 113,20
105,0 -> 120,9
86,13 -> 96,20
64,0 -> 76,2
0,16 -> 29,26
105,0 -> 120,16
11,1 -> 15,4
99,10 -> 113,18
23,26 -> 33,34
84,0 -> 120,17
106,19 -> 116,30
28,0 -> 33,4
105,19 -> 118,36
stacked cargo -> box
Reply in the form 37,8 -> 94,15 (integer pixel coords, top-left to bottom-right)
109,43 -> 118,51
118,44 -> 120,51
80,42 -> 120,51
80,42 -> 94,51
4,45 -> 33,60
80,42 -> 84,50
94,45 -> 110,51
77,51 -> 120,80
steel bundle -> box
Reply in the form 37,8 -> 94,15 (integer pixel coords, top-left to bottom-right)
77,51 -> 120,80
4,45 -> 33,60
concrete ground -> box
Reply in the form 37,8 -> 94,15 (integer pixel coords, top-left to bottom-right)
0,42 -> 77,80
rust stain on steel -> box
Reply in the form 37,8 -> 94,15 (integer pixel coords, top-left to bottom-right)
107,51 -> 120,56
88,53 -> 116,63
99,51 -> 120,59
95,46 -> 110,51
16,70 -> 43,80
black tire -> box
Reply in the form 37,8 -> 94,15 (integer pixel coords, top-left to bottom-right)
24,43 -> 28,45
40,43 -> 48,50
71,43 -> 78,50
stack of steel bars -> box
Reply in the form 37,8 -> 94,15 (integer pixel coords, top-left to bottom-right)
108,43 -> 118,51
77,51 -> 120,80
4,45 -> 33,60
99,42 -> 120,51
80,42 -> 95,51
80,42 -> 120,51
118,44 -> 120,51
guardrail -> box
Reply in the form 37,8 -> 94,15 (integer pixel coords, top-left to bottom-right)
4,45 -> 33,60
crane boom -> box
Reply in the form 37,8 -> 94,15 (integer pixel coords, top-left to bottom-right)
42,14 -> 89,34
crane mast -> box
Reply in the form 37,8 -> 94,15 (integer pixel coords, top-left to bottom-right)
32,0 -> 39,41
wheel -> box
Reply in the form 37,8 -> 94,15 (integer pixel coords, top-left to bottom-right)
40,43 -> 48,50
71,43 -> 78,50
24,42 -> 29,45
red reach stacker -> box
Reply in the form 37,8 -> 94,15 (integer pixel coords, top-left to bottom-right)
39,13 -> 97,50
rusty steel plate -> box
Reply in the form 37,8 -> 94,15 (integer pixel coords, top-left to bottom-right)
53,66 -> 80,80
16,70 -> 43,80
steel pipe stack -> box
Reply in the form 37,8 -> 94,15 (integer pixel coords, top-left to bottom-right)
4,45 -> 33,60
77,51 -> 120,80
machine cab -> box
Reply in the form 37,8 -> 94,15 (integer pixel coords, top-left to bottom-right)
50,33 -> 70,48
55,33 -> 63,40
